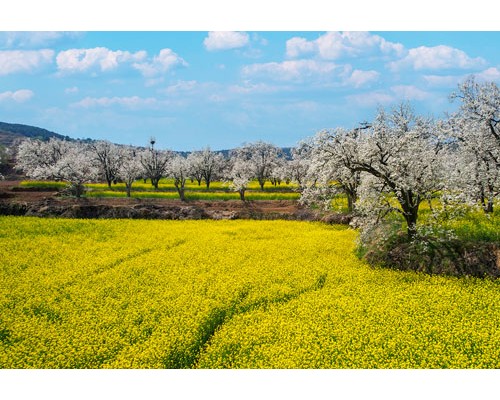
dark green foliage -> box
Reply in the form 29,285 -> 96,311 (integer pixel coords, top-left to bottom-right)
359,222 -> 500,278
0,121 -> 73,147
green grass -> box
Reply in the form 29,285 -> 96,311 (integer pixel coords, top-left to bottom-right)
86,190 -> 300,201
440,208 -> 500,243
86,179 -> 298,192
21,179 -> 300,201
19,180 -> 67,190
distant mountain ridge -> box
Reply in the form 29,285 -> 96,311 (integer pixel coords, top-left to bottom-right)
0,121 -> 292,158
0,121 -> 73,147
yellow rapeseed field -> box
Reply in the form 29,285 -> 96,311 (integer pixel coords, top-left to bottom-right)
0,216 -> 499,368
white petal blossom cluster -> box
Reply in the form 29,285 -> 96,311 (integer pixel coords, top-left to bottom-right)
16,138 -> 99,197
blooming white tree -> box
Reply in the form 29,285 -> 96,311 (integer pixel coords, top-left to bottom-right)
168,154 -> 190,201
449,76 -> 500,212
16,137 -> 69,176
50,145 -> 100,197
140,137 -> 171,190
199,147 -> 225,189
186,151 -> 205,186
0,144 -> 8,180
187,147 -> 225,189
269,157 -> 286,187
225,150 -> 254,201
16,138 -> 99,197
352,103 -> 445,238
287,143 -> 312,189
234,141 -> 284,190
116,147 -> 144,197
300,127 -> 363,213
89,140 -> 124,188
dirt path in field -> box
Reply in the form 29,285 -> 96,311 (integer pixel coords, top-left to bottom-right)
0,180 -> 351,223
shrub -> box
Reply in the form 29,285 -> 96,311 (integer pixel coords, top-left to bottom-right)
358,222 -> 499,278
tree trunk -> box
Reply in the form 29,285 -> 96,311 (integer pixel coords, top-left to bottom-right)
239,189 -> 245,201
346,192 -> 357,213
177,188 -> 186,201
152,178 -> 159,190
484,199 -> 494,213
403,208 -> 418,239
259,179 -> 265,191
74,183 -> 84,198
126,184 -> 131,198
206,180 -> 210,190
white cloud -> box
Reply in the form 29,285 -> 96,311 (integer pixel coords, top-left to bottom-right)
208,94 -> 225,103
347,91 -> 394,107
164,80 -> 198,94
286,31 -> 404,60
423,74 -> 461,87
144,77 -> 165,87
347,84 -> 432,108
476,67 -> 500,82
64,86 -> 79,94
72,96 -> 158,109
204,31 -> 250,51
132,49 -> 187,77
423,68 -> 500,88
0,89 -> 34,103
242,60 -> 338,81
286,37 -> 316,58
0,32 -> 83,49
56,47 -> 147,74
390,85 -> 431,101
343,69 -> 380,88
0,49 -> 54,75
388,45 -> 486,71
228,81 -> 281,94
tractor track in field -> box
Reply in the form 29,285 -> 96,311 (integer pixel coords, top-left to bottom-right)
162,273 -> 328,369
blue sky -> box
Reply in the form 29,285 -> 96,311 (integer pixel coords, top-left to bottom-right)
1,30 -> 500,151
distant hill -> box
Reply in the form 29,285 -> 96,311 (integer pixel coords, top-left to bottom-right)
0,121 -> 73,148
0,121 -> 294,159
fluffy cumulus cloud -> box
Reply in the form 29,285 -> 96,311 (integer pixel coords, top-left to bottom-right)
228,81 -> 280,94
0,49 -> 54,75
423,74 -> 461,87
72,96 -> 159,109
163,80 -> 199,94
0,32 -> 83,49
56,47 -> 147,74
348,84 -> 432,108
0,89 -> 34,103
390,85 -> 431,101
388,45 -> 486,71
132,49 -> 188,77
204,31 -> 250,51
242,60 -> 338,81
286,31 -> 404,60
343,69 -> 380,88
347,91 -> 395,108
476,67 -> 500,82
64,86 -> 79,94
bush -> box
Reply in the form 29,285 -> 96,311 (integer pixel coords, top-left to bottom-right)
358,222 -> 500,278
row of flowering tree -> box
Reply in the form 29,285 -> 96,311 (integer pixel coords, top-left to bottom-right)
15,136 -> 299,200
